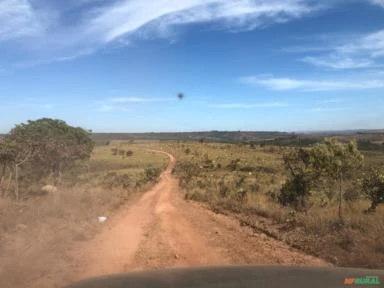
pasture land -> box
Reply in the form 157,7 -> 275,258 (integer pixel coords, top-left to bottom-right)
0,144 -> 168,288
143,140 -> 384,269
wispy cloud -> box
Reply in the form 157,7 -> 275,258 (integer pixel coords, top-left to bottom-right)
43,104 -> 53,109
240,75 -> 384,91
0,0 -> 43,41
1,1 -> 380,67
110,97 -> 174,103
301,56 -> 374,70
94,96 -> 176,112
211,102 -> 289,109
0,0 -> 325,64
307,107 -> 351,112
294,29 -> 384,70
368,0 -> 384,7
86,0 -> 323,42
318,98 -> 343,104
94,104 -> 132,112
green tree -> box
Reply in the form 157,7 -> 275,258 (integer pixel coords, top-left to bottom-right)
279,148 -> 319,210
4,118 -> 94,198
280,139 -> 363,216
308,139 -> 363,220
360,169 -> 384,213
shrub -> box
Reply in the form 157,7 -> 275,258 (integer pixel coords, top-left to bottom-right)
360,169 -> 384,213
144,167 -> 161,182
249,183 -> 260,193
218,181 -> 230,198
227,158 -> 240,171
344,187 -> 361,202
177,162 -> 200,186
278,175 -> 311,211
102,172 -> 131,189
233,188 -> 248,203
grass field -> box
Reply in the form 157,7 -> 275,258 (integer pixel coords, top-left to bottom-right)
143,140 -> 384,269
0,143 -> 168,287
1,138 -> 384,286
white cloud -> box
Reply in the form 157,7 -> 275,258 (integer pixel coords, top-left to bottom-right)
301,56 -> 374,70
86,0 -> 321,43
240,75 -> 384,91
318,98 -> 343,104
94,104 -> 132,112
368,0 -> 384,7
337,30 -> 384,58
211,102 -> 289,108
93,96 -> 176,112
296,29 -> 384,70
0,0 -> 43,40
307,107 -> 351,112
0,0 -> 325,64
110,97 -> 174,103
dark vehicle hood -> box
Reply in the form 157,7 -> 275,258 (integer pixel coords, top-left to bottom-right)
65,265 -> 384,288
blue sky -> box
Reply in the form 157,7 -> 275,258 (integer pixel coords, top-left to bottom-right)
0,0 -> 384,132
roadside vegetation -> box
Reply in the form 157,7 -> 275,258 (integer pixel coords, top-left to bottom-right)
0,119 -> 168,288
148,139 -> 384,269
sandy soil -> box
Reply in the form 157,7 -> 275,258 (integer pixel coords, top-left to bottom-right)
27,151 -> 329,287
71,151 -> 328,280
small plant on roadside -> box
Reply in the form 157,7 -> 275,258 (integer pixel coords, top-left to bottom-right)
227,158 -> 240,171
233,188 -> 248,203
144,167 -> 161,182
218,180 -> 230,198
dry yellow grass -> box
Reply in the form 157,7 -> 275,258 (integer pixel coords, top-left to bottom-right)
0,143 -> 169,288
145,141 -> 384,269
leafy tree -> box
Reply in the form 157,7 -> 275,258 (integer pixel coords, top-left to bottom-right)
3,118 -> 94,198
313,139 -> 363,220
280,139 -> 363,216
360,169 -> 384,213
9,119 -> 93,181
279,148 -> 319,210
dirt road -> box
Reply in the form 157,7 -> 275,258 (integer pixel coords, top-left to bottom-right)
63,150 -> 328,284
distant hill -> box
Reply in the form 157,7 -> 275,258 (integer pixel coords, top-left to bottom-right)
92,130 -> 384,151
92,131 -> 294,143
